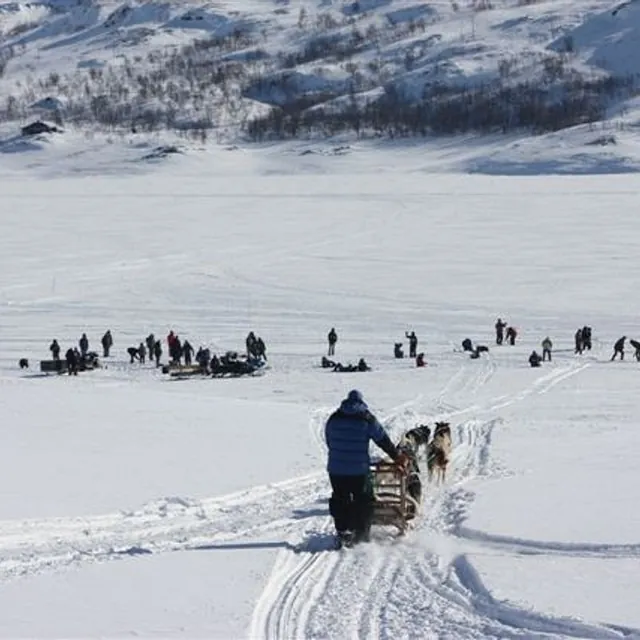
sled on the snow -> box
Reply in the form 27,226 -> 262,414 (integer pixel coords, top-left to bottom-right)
39,352 -> 100,374
369,460 -> 420,536
162,363 -> 206,378
40,359 -> 67,373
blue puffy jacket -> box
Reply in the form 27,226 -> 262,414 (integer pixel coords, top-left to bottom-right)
325,390 -> 398,476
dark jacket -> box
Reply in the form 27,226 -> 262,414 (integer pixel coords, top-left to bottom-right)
325,391 -> 398,475
529,351 -> 542,367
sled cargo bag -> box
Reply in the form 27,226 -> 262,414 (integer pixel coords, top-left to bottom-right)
40,359 -> 67,373
168,365 -> 205,377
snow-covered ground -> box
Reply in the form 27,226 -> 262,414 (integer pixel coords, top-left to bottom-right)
1,139 -> 640,639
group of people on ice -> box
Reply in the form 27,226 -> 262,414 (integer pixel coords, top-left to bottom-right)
48,332 -> 102,375
45,327 -> 268,376
132,330 -> 268,373
494,318 -> 518,346
41,318 -> 640,381
393,331 -> 426,366
324,328 -> 372,372
322,356 -> 370,372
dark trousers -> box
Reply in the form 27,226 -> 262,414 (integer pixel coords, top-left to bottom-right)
542,348 -> 551,362
409,344 -> 417,358
328,342 -> 335,356
329,474 -> 372,535
611,349 -> 624,361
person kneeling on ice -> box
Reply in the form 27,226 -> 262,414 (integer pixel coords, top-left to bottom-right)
529,350 -> 542,368
325,390 -> 408,548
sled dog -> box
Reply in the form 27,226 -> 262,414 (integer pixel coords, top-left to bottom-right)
427,422 -> 452,484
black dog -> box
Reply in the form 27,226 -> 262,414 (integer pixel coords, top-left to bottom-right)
404,425 -> 431,450
19,358 -> 29,369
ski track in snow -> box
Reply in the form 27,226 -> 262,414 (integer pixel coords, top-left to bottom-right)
249,358 -> 640,640
0,472 -> 327,581
1,357 -> 636,638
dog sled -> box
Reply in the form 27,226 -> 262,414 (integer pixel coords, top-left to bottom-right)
369,460 -> 420,536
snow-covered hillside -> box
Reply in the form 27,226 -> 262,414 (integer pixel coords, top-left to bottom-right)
0,0 -> 639,144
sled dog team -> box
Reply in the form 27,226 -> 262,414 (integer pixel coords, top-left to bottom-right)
401,422 -> 453,484
325,390 -> 453,546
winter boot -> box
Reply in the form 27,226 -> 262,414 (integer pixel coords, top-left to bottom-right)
336,530 -> 354,549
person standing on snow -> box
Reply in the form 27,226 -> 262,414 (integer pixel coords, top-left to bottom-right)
495,318 -> 507,345
582,326 -> 593,351
246,332 -> 257,358
327,328 -> 338,356
49,339 -> 61,361
182,339 -> 194,366
325,390 -> 407,548
575,328 -> 584,355
405,331 -> 418,358
153,340 -> 162,367
101,330 -> 113,358
255,337 -> 267,361
146,333 -> 155,358
79,333 -> 89,358
65,347 -> 78,375
541,337 -> 553,362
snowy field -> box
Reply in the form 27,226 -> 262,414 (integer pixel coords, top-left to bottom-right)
2,145 -> 640,639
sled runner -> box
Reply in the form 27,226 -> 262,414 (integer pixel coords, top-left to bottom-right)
369,460 -> 420,536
